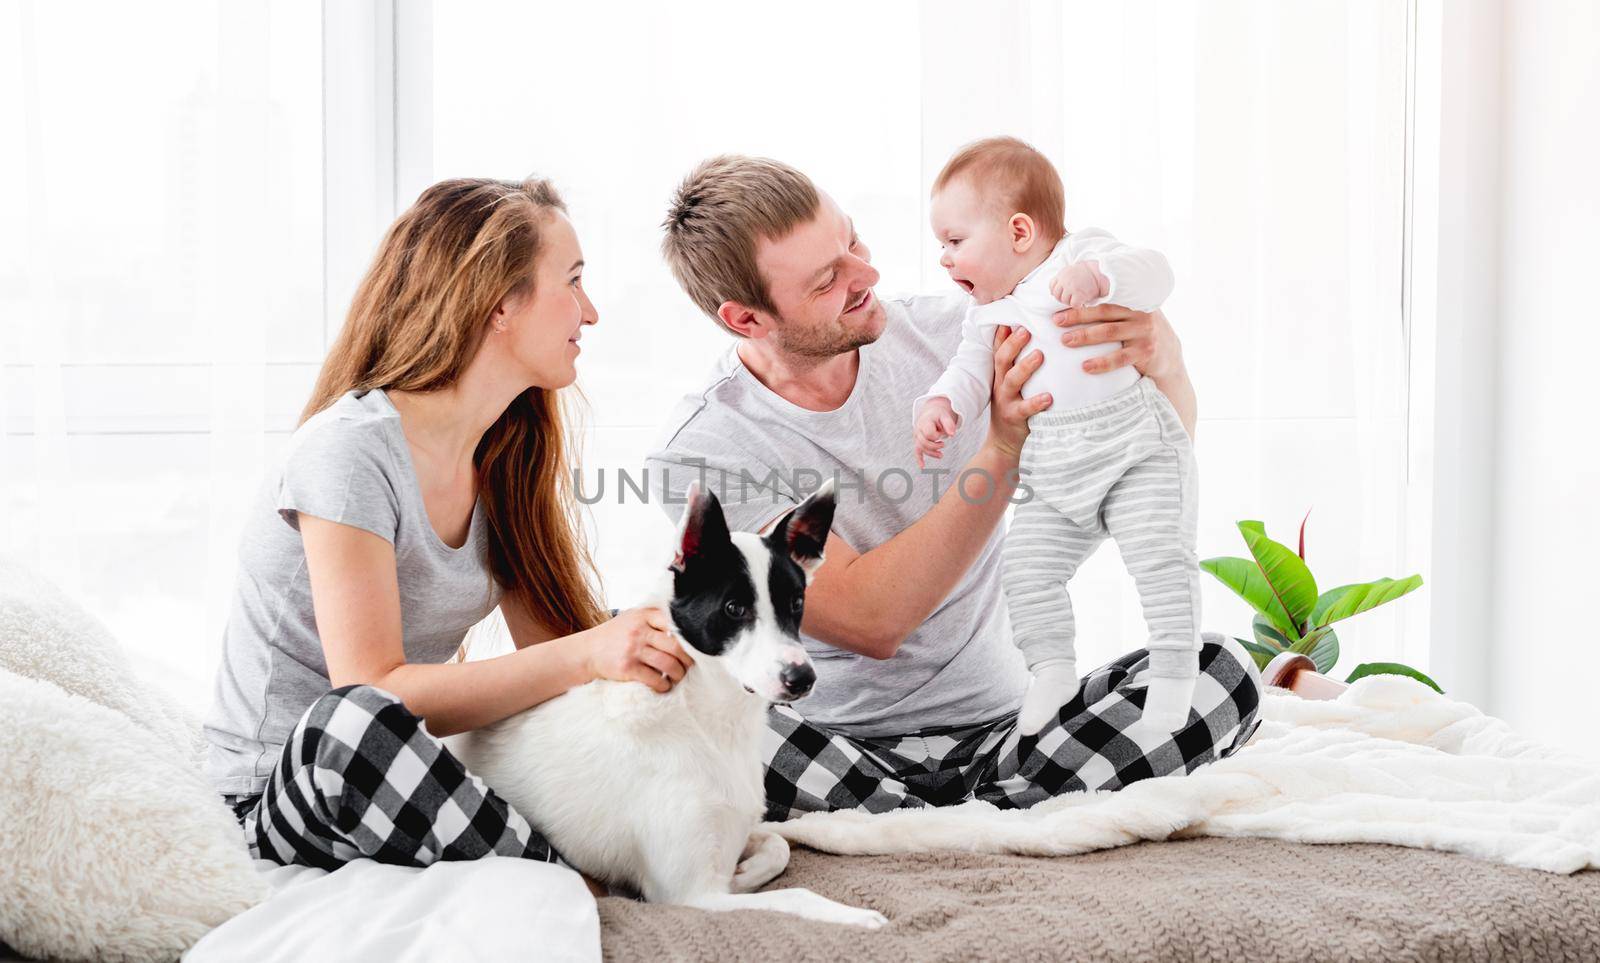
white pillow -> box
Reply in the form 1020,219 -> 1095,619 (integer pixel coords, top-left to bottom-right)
187,858 -> 600,962
0,668 -> 268,962
0,557 -> 203,767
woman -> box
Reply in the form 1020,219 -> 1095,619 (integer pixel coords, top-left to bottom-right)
202,177 -> 689,871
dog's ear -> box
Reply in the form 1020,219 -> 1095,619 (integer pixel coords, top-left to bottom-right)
766,479 -> 836,576
672,481 -> 731,572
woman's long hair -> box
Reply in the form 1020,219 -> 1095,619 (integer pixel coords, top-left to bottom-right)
300,177 -> 608,638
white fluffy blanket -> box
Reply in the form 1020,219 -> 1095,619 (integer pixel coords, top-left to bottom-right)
770,677 -> 1600,874
1,557 -> 269,962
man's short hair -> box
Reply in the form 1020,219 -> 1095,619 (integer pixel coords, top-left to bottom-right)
661,155 -> 821,333
932,136 -> 1066,244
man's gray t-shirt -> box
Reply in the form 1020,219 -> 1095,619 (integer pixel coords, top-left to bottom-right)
204,388 -> 501,796
645,294 -> 1029,738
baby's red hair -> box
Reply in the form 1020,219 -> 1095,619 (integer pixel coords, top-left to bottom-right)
933,136 -> 1066,244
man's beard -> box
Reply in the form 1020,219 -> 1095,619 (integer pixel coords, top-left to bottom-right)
771,305 -> 881,362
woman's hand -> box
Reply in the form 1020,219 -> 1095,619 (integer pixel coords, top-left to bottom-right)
582,606 -> 692,692
986,325 -> 1051,460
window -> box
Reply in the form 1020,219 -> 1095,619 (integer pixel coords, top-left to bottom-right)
2,1 -> 323,706
3,1 -> 1416,706
429,0 -> 928,630
428,1 -> 1413,671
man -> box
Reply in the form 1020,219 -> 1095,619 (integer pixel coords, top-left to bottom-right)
645,155 -> 1260,819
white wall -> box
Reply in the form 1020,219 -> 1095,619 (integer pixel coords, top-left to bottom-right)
1489,1 -> 1600,757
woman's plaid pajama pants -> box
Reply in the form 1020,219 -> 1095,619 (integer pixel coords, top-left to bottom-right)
228,685 -> 559,870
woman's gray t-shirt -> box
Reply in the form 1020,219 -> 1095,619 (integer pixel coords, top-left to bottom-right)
204,388 -> 501,796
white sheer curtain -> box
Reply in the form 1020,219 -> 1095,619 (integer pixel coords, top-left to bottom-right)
918,0 -> 1412,671
1,1 -> 322,709
430,0 -> 1413,670
429,0 -> 927,651
2,0 -> 1416,710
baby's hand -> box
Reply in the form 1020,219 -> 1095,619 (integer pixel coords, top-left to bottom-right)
1049,260 -> 1108,309
914,397 -> 960,469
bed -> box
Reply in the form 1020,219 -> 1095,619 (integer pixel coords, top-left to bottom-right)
598,657 -> 1600,962
5,837 -> 1597,962
599,838 -> 1600,962
6,571 -> 1598,963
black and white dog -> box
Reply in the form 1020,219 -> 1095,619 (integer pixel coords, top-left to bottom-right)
448,480 -> 885,928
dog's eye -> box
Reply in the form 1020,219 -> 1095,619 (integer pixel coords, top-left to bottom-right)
724,600 -> 748,620
790,596 -> 803,614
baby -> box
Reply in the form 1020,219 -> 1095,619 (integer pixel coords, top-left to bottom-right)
916,136 -> 1199,737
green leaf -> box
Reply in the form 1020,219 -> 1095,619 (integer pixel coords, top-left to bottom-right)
1237,521 -> 1318,633
1311,575 -> 1424,628
1201,556 -> 1300,640
1288,626 -> 1340,674
1252,615 -> 1293,650
1234,637 -> 1281,671
1308,585 -> 1356,628
1344,661 -> 1443,693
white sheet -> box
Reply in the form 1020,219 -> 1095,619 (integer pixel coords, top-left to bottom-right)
184,856 -> 599,962
770,676 -> 1600,874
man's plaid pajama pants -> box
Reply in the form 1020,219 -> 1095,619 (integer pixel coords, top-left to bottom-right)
762,634 -> 1262,820
228,685 -> 559,870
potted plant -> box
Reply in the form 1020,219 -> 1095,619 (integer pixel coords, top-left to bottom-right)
1200,515 -> 1441,692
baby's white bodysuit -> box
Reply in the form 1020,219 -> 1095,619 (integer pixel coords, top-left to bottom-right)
911,228 -> 1174,428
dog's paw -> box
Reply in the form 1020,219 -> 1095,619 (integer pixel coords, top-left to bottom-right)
768,888 -> 888,929
800,898 -> 887,929
730,830 -> 789,893
833,905 -> 889,929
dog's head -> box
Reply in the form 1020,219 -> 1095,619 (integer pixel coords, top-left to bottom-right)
667,480 -> 836,703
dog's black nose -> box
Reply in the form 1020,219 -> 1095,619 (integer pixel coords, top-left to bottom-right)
779,662 -> 816,699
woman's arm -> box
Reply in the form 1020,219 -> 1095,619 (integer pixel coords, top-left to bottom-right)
300,515 -> 687,737
501,590 -> 560,649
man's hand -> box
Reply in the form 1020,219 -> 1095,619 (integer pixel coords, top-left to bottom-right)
987,325 -> 1051,459
914,397 -> 960,469
1052,303 -> 1183,380
1053,304 -> 1195,436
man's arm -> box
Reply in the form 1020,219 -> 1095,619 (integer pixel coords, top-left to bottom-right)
795,325 -> 1049,660
1054,304 -> 1196,437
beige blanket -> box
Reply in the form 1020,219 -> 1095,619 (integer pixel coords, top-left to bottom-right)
600,838 -> 1600,962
